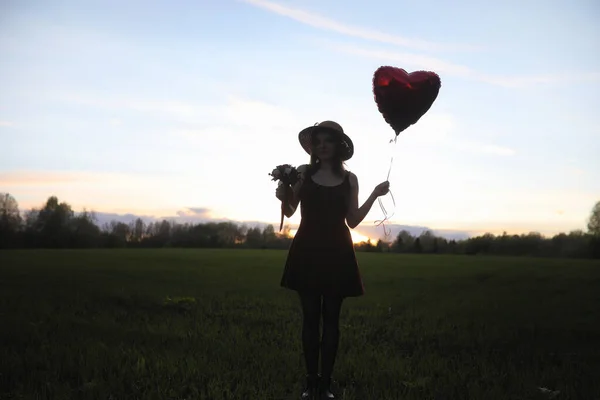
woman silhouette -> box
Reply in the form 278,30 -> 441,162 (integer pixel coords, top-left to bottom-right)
276,121 -> 390,399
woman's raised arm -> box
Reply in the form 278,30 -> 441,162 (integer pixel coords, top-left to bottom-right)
346,173 -> 389,229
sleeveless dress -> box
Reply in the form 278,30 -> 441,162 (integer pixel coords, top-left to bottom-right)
280,170 -> 365,298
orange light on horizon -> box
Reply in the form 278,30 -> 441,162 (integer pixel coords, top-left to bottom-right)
350,230 -> 371,244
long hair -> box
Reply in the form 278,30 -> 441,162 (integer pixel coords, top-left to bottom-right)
306,130 -> 347,178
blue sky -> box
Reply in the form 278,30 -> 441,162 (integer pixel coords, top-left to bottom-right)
1,0 -> 599,240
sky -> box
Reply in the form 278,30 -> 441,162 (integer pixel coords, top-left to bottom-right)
1,0 -> 599,242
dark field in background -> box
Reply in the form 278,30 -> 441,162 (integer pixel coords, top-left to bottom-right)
1,249 -> 599,399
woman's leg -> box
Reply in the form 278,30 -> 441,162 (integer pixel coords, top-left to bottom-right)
320,295 -> 344,383
298,291 -> 322,376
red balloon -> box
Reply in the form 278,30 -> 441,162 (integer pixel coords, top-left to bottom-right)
373,66 -> 441,135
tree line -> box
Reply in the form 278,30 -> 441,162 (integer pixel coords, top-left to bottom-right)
1,193 -> 599,258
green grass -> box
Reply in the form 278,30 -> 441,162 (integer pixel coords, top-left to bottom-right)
1,249 -> 599,399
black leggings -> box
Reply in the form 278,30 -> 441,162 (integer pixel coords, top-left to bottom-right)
298,291 -> 344,379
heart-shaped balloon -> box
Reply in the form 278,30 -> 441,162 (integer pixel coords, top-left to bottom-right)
373,66 -> 441,135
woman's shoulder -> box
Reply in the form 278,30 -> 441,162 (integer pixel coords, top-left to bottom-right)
345,170 -> 358,188
297,164 -> 311,179
346,169 -> 357,180
297,164 -> 309,173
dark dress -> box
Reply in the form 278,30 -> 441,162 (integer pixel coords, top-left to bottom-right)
280,170 -> 365,298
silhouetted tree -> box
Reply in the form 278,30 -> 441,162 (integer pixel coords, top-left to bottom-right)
447,239 -> 458,254
27,196 -> 74,248
130,218 -> 146,243
100,221 -> 130,248
391,230 -> 414,253
262,224 -> 277,248
70,209 -> 101,248
0,193 -> 22,248
355,239 -> 376,252
588,201 -> 600,237
432,238 -> 439,253
412,237 -> 422,253
585,198 -> 600,258
245,226 -> 263,248
418,230 -> 436,253
376,239 -> 389,252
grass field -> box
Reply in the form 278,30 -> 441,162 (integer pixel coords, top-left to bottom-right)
1,249 -> 599,400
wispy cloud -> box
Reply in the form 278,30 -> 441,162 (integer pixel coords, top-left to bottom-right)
74,210 -> 280,233
0,170 -> 192,213
330,44 -> 600,88
218,95 -> 304,129
0,170 -> 110,186
567,167 -> 586,177
44,209 -> 231,229
0,170 -> 192,189
176,207 -> 213,219
331,44 -> 473,77
51,92 -> 216,122
455,142 -> 516,156
481,72 -> 600,88
0,120 -> 15,127
239,0 -> 600,87
172,95 -> 309,145
402,112 -> 516,156
239,0 -> 482,52
51,92 -> 305,130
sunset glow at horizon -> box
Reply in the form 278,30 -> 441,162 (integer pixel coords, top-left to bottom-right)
288,229 -> 373,245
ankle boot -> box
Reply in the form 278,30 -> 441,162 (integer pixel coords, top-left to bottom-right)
301,374 -> 319,399
318,375 -> 335,399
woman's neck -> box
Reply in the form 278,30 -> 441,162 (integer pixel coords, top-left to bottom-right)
318,160 -> 335,170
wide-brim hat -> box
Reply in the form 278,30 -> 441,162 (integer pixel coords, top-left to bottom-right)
298,120 -> 354,161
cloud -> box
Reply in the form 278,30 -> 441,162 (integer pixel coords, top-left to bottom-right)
92,208 -> 219,226
219,96 -> 303,129
51,93 -> 306,133
52,92 -> 216,122
0,170 -> 109,186
0,120 -> 15,127
1,170 -> 196,215
402,112 -> 516,156
74,209 -> 276,231
171,95 -> 310,152
66,210 -> 237,229
399,112 -> 457,144
88,212 -> 157,227
331,44 -> 474,76
480,72 -> 600,87
186,207 -> 212,215
566,167 -> 586,177
454,142 -> 516,156
478,145 -> 516,156
239,0 -> 482,52
327,44 -> 600,88
176,207 -> 213,219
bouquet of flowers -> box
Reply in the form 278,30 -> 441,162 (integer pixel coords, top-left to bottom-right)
269,164 -> 301,231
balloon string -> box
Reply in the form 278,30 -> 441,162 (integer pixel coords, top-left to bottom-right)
374,135 -> 398,238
